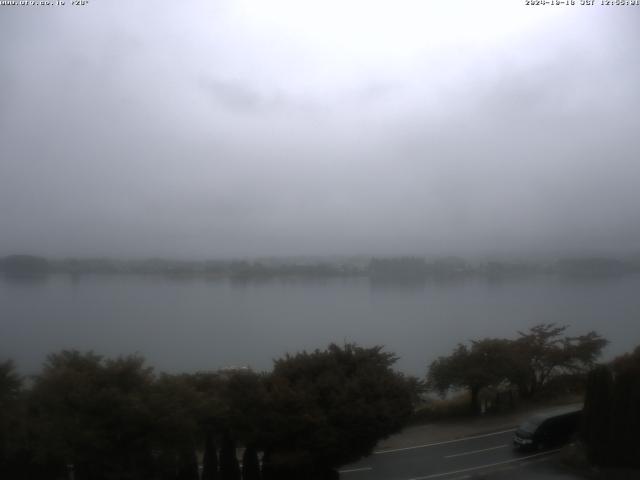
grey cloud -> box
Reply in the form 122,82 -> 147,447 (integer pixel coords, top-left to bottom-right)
200,77 -> 282,112
1,3 -> 639,259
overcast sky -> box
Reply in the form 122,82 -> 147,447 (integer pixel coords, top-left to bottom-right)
1,1 -> 639,259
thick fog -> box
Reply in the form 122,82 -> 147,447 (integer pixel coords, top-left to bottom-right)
1,1 -> 639,259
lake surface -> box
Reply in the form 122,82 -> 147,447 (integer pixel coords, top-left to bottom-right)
2,274 -> 639,376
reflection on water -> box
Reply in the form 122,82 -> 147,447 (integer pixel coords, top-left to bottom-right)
1,273 -> 50,287
1,274 -> 639,376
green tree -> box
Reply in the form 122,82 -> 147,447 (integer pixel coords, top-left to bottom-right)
219,433 -> 240,480
428,325 -> 607,412
582,365 -> 613,465
242,445 -> 261,480
176,446 -> 199,480
0,360 -> 24,478
181,370 -> 266,480
186,370 -> 267,478
582,346 -> 640,468
610,346 -> 640,467
149,373 -> 204,478
201,432 -> 219,480
427,339 -> 512,414
0,360 -> 20,399
261,343 -> 415,479
512,324 -> 607,398
29,351 -> 157,479
216,370 -> 268,446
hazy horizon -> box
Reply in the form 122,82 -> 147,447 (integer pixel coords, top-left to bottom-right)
4,251 -> 640,264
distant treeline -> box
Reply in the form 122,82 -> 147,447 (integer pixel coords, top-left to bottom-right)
0,255 -> 364,278
2,254 -> 640,279
369,256 -> 640,280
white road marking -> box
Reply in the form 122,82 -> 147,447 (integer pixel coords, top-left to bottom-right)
408,449 -> 562,480
444,444 -> 508,459
338,466 -> 373,474
374,428 -> 516,454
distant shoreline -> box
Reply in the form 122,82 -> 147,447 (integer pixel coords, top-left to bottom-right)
2,254 -> 640,280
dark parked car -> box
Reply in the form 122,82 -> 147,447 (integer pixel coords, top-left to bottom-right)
513,406 -> 582,450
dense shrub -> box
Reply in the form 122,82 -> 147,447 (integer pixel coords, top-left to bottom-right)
0,343 -> 416,479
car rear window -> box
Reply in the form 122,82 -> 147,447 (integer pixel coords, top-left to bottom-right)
520,416 -> 544,433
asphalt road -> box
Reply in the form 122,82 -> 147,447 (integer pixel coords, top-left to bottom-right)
339,429 -> 579,480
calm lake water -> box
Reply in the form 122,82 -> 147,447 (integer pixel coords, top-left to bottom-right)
2,274 -> 640,376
